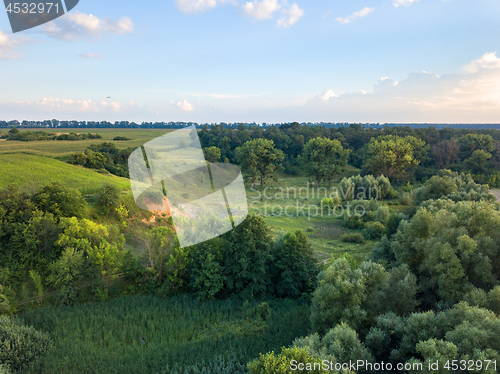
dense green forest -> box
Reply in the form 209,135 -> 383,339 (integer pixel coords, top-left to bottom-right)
1,123 -> 500,373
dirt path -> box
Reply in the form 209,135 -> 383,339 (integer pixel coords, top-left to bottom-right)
490,190 -> 500,202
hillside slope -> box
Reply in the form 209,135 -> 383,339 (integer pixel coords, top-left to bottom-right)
0,153 -> 131,194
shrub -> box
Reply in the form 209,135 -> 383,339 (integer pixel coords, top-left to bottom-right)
341,233 -> 365,244
0,316 -> 53,372
247,347 -> 328,374
362,221 -> 385,240
375,206 -> 390,225
113,136 -> 130,141
399,192 -> 413,205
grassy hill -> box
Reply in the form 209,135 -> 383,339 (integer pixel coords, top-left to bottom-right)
0,153 -> 131,194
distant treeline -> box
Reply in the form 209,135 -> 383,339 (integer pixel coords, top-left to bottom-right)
0,128 -> 101,142
1,119 -> 500,130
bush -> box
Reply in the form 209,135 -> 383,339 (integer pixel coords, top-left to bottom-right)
96,184 -> 120,215
375,206 -> 390,224
113,136 -> 130,141
247,347 -> 328,374
343,213 -> 364,229
362,221 -> 385,240
33,182 -> 85,219
399,192 -> 413,205
341,233 -> 365,244
0,316 -> 53,372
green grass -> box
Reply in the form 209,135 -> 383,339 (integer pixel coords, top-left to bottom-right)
19,294 -> 311,374
0,153 -> 131,194
0,129 -> 174,157
244,171 -> 375,260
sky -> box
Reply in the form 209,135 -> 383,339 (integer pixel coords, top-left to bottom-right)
0,0 -> 499,123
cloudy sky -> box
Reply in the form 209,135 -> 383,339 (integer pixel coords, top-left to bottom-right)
1,0 -> 499,123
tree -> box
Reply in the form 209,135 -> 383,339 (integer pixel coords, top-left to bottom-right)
203,146 -> 221,163
47,247 -> 87,304
143,226 -> 178,282
432,139 -> 459,168
248,347 -> 330,374
302,137 -> 349,187
390,199 -> 500,307
0,316 -> 53,373
364,135 -> 423,185
222,215 -> 273,298
269,230 -> 317,298
235,138 -> 284,189
96,184 -> 120,215
458,133 -> 494,160
0,285 -> 9,314
33,182 -> 85,219
464,149 -> 492,174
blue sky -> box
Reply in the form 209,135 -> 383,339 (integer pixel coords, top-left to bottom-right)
1,0 -> 499,123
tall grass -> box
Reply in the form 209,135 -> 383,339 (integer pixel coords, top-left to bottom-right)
19,295 -> 311,374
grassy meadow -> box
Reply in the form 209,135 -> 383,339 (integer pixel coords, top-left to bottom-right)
0,153 -> 131,194
245,168 -> 376,260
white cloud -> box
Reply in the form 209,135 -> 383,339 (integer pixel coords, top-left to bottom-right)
301,52 -> 500,123
171,100 -> 195,112
319,89 -> 338,101
0,31 -> 31,59
79,53 -> 104,59
463,52 -> 500,74
175,0 -> 219,13
276,3 -> 304,28
393,0 -> 419,8
335,7 -> 374,24
242,0 -> 280,20
42,12 -> 134,41
13,98 -> 129,112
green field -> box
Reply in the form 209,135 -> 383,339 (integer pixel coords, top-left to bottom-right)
19,295 -> 310,374
0,153 -> 131,194
0,128 -> 174,157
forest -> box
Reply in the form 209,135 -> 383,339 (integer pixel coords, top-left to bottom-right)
1,123 -> 500,374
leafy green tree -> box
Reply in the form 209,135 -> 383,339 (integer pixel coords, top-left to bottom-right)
302,137 -> 349,187
458,133 -> 494,160
8,210 -> 60,276
310,258 -> 368,334
33,182 -> 85,219
143,226 -> 178,282
269,230 -> 317,298
413,174 -> 458,204
464,149 -> 492,174
235,138 -> 284,189
221,216 -> 273,298
0,316 -> 52,373
0,285 -> 9,314
47,248 -> 87,304
364,135 -> 424,184
96,183 -> 120,215
248,347 -> 329,374
203,146 -> 221,163
390,199 -> 500,307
